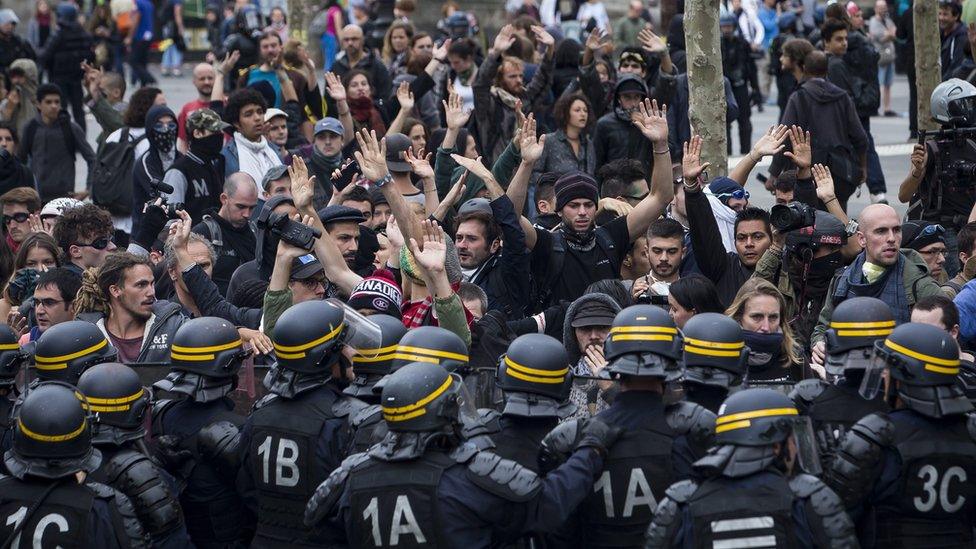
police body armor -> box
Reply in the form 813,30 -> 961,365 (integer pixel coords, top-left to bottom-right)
791,379 -> 888,461
0,394 -> 14,453
89,446 -> 184,542
348,404 -> 383,455
872,411 -> 976,548
247,387 -> 363,545
687,471 -> 798,548
479,410 -> 555,473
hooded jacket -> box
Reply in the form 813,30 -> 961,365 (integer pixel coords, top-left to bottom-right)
593,74 -> 657,172
38,17 -> 93,80
563,292 -> 622,420
225,194 -> 293,300
132,105 -> 182,237
942,21 -> 969,80
1,59 -> 38,136
769,77 -> 867,179
78,300 -> 188,363
0,149 -> 34,196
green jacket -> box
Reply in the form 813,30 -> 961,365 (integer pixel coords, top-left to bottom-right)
262,288 -> 293,338
810,249 -> 946,345
613,16 -> 646,51
89,95 -> 123,149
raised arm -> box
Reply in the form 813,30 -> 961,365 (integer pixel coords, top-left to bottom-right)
812,163 -> 862,259
355,129 -> 422,246
402,147 -> 438,216
899,143 -> 927,204
626,99 -> 674,240
682,135 -> 731,282
324,72 -> 355,146
729,124 -> 788,186
211,50 -> 239,104
504,115 -> 547,249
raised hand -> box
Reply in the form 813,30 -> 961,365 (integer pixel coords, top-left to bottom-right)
450,153 -> 493,183
238,327 -> 273,355
396,81 -> 415,112
492,24 -> 516,53
433,172 -> 468,221
167,209 -> 193,251
289,155 -> 318,210
910,143 -> 927,176
632,98 -> 668,144
433,38 -> 452,61
443,91 -> 470,130
27,213 -> 49,236
386,216 -> 405,248
353,129 -> 390,183
682,135 -> 710,183
404,147 -> 434,179
638,28 -> 667,54
324,72 -> 346,102
408,219 -> 447,275
218,50 -> 240,75
751,124 -> 789,159
519,114 -> 547,163
585,27 -> 609,52
531,26 -> 555,48
783,125 -> 812,170
811,163 -> 837,203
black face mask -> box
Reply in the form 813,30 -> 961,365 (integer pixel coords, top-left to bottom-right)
190,133 -> 224,158
788,249 -> 841,295
148,123 -> 177,154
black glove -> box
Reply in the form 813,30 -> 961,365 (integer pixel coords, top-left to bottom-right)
575,419 -> 621,457
154,434 -> 193,472
133,203 -> 168,251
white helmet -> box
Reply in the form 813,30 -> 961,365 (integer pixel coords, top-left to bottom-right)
931,78 -> 976,125
39,197 -> 83,219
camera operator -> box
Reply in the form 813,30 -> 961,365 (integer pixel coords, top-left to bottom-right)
898,78 -> 976,278
630,218 -> 685,305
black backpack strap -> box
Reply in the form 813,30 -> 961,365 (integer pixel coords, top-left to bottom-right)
21,119 -> 38,160
202,215 -> 224,253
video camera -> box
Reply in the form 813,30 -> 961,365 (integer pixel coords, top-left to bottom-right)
146,179 -> 184,219
258,210 -> 322,251
770,201 -> 816,232
635,292 -> 669,307
918,126 -> 976,189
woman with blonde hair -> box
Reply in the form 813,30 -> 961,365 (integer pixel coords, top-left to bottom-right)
381,20 -> 414,74
725,278 -> 803,385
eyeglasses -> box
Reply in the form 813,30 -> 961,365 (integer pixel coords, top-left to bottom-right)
35,298 -> 65,309
298,276 -> 327,288
74,236 -> 114,250
716,189 -> 750,201
3,212 -> 29,225
919,247 -> 947,258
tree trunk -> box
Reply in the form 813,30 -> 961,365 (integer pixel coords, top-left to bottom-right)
289,0 -> 309,45
684,0 -> 728,175
914,0 -> 941,133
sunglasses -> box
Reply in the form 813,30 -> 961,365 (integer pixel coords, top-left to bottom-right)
906,223 -> 946,248
3,212 -> 29,225
716,188 -> 750,201
74,236 -> 114,250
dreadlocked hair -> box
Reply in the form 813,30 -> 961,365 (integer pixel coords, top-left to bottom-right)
72,252 -> 151,316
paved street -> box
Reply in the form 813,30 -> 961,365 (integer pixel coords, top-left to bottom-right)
79,66 -> 917,217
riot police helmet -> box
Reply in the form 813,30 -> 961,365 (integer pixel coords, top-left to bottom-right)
864,322 -> 973,417
33,320 -> 117,385
381,361 -> 472,433
0,323 -> 26,387
497,334 -> 574,418
77,363 -> 149,445
715,388 -> 800,447
931,78 -> 976,126
682,313 -> 748,389
824,297 -> 895,377
272,300 -> 347,375
390,326 -> 469,374
169,316 -> 249,379
604,305 -> 682,379
345,314 -> 407,398
5,382 -> 101,479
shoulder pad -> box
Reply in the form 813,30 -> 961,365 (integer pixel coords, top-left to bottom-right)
105,451 -> 184,538
252,393 -> 278,411
968,413 -> 976,442
666,401 -> 716,445
644,480 -> 698,548
351,404 -> 382,428
477,408 -> 503,435
449,442 -> 481,464
538,418 -> 583,474
465,451 -> 541,502
86,481 -> 151,547
150,398 -> 175,421
790,474 -> 858,545
197,420 -> 241,469
332,396 -> 368,419
790,379 -> 827,405
664,479 -> 699,504
86,479 -> 120,500
304,452 -> 370,528
851,412 -> 895,447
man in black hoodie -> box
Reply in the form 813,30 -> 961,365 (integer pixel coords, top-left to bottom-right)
593,74 -> 659,172
132,105 -> 181,237
940,0 -> 968,80
38,3 -> 93,132
769,51 -> 867,210
225,193 -> 296,300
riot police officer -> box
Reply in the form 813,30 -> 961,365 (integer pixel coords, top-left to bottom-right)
0,324 -> 26,452
791,296 -> 893,461
304,361 -> 621,546
214,5 -> 261,87
826,322 -> 976,547
32,320 -> 117,385
0,382 -> 148,548
348,325 -> 475,454
343,314 -> 407,402
77,362 -> 191,548
644,389 -> 859,548
540,305 -> 715,547
480,333 -> 575,472
680,312 -> 748,413
239,300 -> 371,547
151,316 -> 253,547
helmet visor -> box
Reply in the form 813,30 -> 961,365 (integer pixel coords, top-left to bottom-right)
824,347 -> 874,376
454,373 -> 480,426
948,95 -> 976,124
791,416 -> 822,476
859,341 -> 889,400
326,298 -> 381,357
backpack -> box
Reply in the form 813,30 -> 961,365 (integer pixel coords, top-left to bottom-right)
89,128 -> 145,216
846,34 -> 881,115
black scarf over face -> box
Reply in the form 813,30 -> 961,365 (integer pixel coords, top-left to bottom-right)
787,250 -> 842,297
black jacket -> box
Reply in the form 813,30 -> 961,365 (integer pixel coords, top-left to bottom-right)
942,22 -> 969,80
469,195 -> 531,319
593,75 -> 659,172
0,34 -> 35,73
685,188 -> 752,307
39,20 -> 94,80
191,208 -> 256,297
0,150 -> 34,195
132,149 -> 182,238
181,263 -> 262,328
332,49 -> 393,104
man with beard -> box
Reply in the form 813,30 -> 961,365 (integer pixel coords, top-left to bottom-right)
318,205 -> 364,272
192,173 -> 258,296
163,108 -> 229,223
682,135 -> 772,307
810,204 -> 944,366
509,99 -> 674,310
332,24 -> 392,103
75,251 -> 188,363
177,63 -> 216,152
630,218 -> 685,303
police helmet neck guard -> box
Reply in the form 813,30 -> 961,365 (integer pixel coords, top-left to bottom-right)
77,363 -> 149,446
343,373 -> 384,401
693,443 -> 780,479
170,317 -> 249,380
389,326 -> 470,374
501,391 -> 577,419
369,429 -> 459,462
153,370 -> 237,403
5,382 -> 102,480
263,365 -> 332,399
604,305 -> 682,378
33,320 -> 117,385
683,366 -> 741,390
272,300 -> 348,375
496,334 -> 572,403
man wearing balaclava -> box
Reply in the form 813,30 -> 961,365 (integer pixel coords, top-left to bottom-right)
162,108 -> 227,224
132,105 -> 181,236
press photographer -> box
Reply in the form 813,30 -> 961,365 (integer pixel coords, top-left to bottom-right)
898,78 -> 976,277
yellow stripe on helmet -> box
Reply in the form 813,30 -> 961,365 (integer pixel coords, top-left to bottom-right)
610,326 -> 679,335
35,339 -> 107,364
272,323 -> 344,353
382,375 -> 453,421
716,407 -> 798,425
18,418 -> 85,442
830,320 -> 896,329
884,340 -> 959,367
504,356 -> 568,384
170,340 -> 242,354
